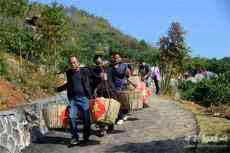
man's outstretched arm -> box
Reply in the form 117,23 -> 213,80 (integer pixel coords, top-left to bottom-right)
56,83 -> 67,92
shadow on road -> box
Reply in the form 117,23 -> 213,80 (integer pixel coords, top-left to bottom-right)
67,140 -> 101,148
107,129 -> 126,135
106,138 -> 230,153
35,135 -> 101,147
36,136 -> 70,145
127,117 -> 139,121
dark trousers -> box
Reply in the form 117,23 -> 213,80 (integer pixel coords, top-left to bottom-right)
117,109 -> 128,121
68,96 -> 91,140
153,76 -> 160,95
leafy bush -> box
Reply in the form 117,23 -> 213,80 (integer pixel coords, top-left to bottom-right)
179,71 -> 230,107
178,80 -> 196,100
178,80 -> 196,91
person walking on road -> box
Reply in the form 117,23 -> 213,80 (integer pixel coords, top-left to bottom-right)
110,53 -> 131,124
151,66 -> 161,95
91,55 -> 116,135
138,61 -> 151,87
56,56 -> 92,146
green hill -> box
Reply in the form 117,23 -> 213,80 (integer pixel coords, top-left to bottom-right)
0,0 -> 159,104
0,1 -> 159,68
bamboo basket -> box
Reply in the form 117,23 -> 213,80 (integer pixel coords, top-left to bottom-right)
90,97 -> 120,124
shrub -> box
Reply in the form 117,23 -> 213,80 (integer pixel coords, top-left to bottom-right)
178,80 -> 196,91
178,80 -> 196,100
179,71 -> 230,107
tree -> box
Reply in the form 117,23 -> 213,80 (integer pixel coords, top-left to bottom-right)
138,40 -> 148,51
0,0 -> 28,17
159,22 -> 190,95
36,2 -> 69,72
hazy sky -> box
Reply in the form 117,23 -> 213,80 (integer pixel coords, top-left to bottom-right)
33,0 -> 230,58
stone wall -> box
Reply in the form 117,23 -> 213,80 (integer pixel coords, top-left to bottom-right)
0,94 -> 67,153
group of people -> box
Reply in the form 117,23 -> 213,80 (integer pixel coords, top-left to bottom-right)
56,53 -> 160,146
179,67 -> 217,83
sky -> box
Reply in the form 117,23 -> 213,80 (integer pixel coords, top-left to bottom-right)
32,0 -> 230,58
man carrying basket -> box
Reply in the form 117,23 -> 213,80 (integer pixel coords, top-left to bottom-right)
110,53 -> 132,124
56,56 -> 92,146
91,55 -> 117,135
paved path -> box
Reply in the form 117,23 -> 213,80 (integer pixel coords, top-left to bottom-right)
22,97 -> 197,153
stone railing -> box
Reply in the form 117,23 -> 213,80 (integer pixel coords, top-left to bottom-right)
0,94 -> 67,153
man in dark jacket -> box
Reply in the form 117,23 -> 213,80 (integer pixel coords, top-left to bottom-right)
91,55 -> 117,135
56,56 -> 92,145
92,55 -> 117,98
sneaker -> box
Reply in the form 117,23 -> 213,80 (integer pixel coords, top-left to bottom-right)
82,138 -> 90,145
123,115 -> 128,121
143,104 -> 150,108
69,138 -> 80,145
95,130 -> 106,137
106,125 -> 114,134
116,119 -> 124,125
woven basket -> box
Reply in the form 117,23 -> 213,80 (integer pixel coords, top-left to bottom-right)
90,97 -> 120,124
43,102 -> 68,129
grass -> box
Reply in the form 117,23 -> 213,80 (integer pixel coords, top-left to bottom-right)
176,100 -> 230,137
175,100 -> 230,153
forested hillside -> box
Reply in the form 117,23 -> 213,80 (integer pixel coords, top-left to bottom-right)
0,0 -> 159,108
0,0 -> 229,110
